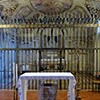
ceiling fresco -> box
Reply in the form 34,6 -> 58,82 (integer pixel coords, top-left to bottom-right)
0,0 -> 100,19
30,0 -> 73,14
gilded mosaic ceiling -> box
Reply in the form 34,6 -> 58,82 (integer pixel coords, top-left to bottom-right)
0,0 -> 100,18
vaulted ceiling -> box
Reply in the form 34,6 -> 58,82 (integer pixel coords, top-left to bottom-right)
0,0 -> 100,19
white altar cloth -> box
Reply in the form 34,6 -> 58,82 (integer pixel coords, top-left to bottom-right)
18,72 -> 76,100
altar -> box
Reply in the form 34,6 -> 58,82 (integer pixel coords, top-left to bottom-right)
39,58 -> 66,70
18,72 -> 76,100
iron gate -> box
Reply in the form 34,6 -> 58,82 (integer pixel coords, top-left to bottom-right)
0,16 -> 100,91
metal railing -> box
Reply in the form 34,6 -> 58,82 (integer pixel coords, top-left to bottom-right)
0,17 -> 100,91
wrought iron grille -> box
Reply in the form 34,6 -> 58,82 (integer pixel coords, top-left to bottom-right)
0,16 -> 100,91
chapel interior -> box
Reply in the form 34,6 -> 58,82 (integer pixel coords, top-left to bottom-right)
0,0 -> 100,100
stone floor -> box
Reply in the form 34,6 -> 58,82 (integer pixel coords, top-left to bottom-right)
0,90 -> 100,100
